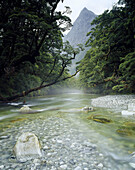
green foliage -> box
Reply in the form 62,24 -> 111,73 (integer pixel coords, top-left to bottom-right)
0,0 -> 80,100
79,0 -> 135,94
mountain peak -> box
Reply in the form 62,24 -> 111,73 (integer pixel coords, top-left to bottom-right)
80,7 -> 95,16
82,7 -> 88,11
64,8 -> 97,74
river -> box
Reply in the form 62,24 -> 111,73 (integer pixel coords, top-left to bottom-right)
0,90 -> 135,169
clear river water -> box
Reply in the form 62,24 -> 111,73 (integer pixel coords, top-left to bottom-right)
0,90 -> 135,169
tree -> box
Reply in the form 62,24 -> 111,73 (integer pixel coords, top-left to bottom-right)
0,0 -> 81,102
79,0 -> 135,94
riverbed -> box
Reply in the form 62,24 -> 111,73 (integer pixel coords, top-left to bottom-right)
0,91 -> 135,169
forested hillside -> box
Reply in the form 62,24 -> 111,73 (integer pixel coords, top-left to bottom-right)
0,0 -> 82,102
79,0 -> 135,94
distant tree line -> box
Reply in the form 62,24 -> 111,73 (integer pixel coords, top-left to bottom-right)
79,0 -> 135,94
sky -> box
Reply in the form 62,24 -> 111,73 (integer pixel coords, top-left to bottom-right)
57,0 -> 119,23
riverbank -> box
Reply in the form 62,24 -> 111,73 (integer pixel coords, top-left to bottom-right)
91,95 -> 135,111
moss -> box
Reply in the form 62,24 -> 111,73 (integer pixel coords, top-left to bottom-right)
88,114 -> 112,124
10,118 -> 27,123
116,121 -> 135,137
116,128 -> 135,137
123,122 -> 135,130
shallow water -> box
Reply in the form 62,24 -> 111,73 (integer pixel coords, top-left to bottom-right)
0,91 -> 135,169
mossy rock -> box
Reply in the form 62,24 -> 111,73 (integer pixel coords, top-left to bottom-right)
123,122 -> 135,130
116,122 -> 135,137
10,118 -> 27,123
88,115 -> 112,124
116,128 -> 135,137
19,106 -> 32,113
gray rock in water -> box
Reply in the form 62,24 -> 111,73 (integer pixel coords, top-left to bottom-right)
121,100 -> 135,116
60,164 -> 68,169
74,166 -> 82,170
129,152 -> 135,168
19,106 -> 32,113
128,101 -> 135,111
82,106 -> 93,111
13,132 -> 42,162
0,165 -> 4,169
121,110 -> 135,116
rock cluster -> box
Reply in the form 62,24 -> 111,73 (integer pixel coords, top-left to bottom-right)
91,95 -> 135,111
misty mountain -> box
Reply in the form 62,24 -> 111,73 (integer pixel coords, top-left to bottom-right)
64,7 -> 97,74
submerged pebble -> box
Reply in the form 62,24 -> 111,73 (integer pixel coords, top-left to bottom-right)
98,163 -> 104,168
60,164 -> 68,169
0,165 -> 4,169
0,135 -> 10,140
74,166 -> 82,170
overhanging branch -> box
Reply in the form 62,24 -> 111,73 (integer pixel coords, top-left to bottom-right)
0,70 -> 79,103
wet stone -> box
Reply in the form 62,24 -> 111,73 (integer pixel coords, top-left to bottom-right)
0,135 -> 10,140
98,163 -> 104,168
69,159 -> 76,165
0,165 -> 4,169
43,146 -> 50,150
60,164 -> 68,169
57,140 -> 63,143
74,166 -> 82,170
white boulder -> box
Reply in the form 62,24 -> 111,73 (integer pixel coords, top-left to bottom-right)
128,102 -> 135,111
14,132 -> 42,162
121,110 -> 135,116
122,102 -> 135,116
19,105 -> 32,113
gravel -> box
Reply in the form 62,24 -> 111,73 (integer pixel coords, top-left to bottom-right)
0,113 -> 131,170
91,95 -> 135,110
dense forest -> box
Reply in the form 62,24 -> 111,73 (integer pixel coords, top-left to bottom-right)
0,0 -> 82,102
79,0 -> 135,94
0,0 -> 135,102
